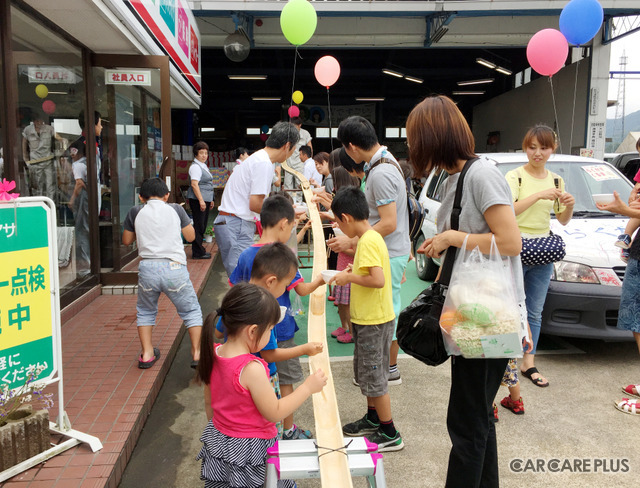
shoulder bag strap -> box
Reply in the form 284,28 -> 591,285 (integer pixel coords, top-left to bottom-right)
438,157 -> 479,286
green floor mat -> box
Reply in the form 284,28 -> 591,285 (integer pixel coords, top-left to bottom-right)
294,258 -> 426,358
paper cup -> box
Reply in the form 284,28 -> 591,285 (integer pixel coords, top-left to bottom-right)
321,270 -> 340,284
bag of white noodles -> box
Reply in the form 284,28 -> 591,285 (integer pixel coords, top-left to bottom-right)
439,235 -> 522,358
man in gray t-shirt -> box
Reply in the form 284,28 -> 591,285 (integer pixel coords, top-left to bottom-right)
330,116 -> 411,385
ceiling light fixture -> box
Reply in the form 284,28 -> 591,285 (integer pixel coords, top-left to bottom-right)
404,75 -> 424,84
201,128 -> 216,132
382,69 -> 404,78
452,91 -> 485,95
476,58 -> 496,69
228,75 -> 267,80
355,97 -> 386,101
252,97 -> 281,101
457,78 -> 494,86
495,67 -> 513,76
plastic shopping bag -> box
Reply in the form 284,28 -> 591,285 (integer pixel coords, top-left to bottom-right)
440,236 -> 522,359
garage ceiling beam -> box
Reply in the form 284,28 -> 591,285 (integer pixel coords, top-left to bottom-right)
603,15 -> 640,45
425,12 -> 456,47
191,1 -> 640,16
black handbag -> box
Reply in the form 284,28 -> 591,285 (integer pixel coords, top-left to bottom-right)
396,158 -> 478,366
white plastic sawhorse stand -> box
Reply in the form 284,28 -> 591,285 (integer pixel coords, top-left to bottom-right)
265,437 -> 387,487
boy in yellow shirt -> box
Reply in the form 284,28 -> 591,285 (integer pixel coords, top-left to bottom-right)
330,187 -> 403,452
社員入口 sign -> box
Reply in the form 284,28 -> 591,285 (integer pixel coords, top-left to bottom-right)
105,69 -> 152,86
0,203 -> 56,390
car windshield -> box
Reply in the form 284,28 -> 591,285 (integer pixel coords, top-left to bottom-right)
495,161 -> 633,218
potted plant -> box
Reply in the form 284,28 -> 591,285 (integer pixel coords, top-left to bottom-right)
0,365 -> 54,471
204,225 -> 214,243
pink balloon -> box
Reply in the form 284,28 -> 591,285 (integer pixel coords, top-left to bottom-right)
288,105 -> 300,118
259,133 -> 268,142
42,100 -> 56,115
526,29 -> 569,77
314,56 -> 340,88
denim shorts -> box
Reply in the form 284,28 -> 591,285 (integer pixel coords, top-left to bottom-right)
352,320 -> 394,397
137,259 -> 202,328
275,338 -> 304,385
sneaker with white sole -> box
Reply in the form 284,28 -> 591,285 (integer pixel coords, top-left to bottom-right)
616,233 -> 632,249
366,428 -> 405,452
282,424 -> 312,440
342,415 -> 379,436
388,370 -> 402,386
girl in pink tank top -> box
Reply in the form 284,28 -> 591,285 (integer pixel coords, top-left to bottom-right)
196,283 -> 327,488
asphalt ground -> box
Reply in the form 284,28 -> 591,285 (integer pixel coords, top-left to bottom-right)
119,255 -> 640,488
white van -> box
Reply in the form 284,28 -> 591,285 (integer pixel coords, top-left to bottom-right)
414,154 -> 634,341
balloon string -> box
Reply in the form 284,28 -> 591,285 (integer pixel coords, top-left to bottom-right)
290,46 -> 300,110
569,58 -> 579,154
327,87 -> 333,152
549,76 -> 562,154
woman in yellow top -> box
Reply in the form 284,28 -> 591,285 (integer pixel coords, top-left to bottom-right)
505,125 -> 575,387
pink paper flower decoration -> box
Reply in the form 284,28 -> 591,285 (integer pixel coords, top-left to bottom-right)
0,179 -> 20,201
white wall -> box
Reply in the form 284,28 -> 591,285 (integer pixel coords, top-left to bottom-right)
472,59 -> 589,154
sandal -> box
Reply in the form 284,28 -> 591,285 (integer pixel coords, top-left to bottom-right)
138,347 -> 161,369
622,385 -> 640,399
615,398 -> 640,415
500,396 -> 525,415
521,367 -> 549,387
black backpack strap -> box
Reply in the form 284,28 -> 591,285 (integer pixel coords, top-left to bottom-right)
438,157 -> 479,287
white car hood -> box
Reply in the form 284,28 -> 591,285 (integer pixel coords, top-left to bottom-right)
550,218 -> 628,268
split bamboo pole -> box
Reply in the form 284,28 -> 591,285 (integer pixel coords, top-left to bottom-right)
281,162 -> 353,488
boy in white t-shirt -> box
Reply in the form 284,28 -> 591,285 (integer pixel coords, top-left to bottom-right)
123,178 -> 203,369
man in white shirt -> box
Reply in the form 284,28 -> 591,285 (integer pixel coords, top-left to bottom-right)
284,116 -> 312,190
214,121 -> 300,276
301,146 -> 322,187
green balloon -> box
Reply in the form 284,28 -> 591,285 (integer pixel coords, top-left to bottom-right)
280,0 -> 317,46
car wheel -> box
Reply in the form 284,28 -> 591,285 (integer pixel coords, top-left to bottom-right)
413,233 -> 439,281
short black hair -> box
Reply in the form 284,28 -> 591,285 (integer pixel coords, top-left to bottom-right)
235,147 -> 248,159
337,116 -> 378,151
299,145 -> 312,159
193,141 -> 209,156
78,110 -> 101,130
252,242 -> 298,281
70,138 -> 85,156
260,194 -> 295,228
331,187 -> 369,221
338,147 -> 365,174
140,177 -> 169,199
290,116 -> 303,126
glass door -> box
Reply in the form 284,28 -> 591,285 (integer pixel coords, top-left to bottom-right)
91,56 -> 170,273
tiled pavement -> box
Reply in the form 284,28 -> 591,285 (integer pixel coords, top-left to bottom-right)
2,243 -> 218,488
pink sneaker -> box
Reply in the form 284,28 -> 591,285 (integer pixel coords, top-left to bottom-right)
337,332 -> 354,343
331,327 -> 346,338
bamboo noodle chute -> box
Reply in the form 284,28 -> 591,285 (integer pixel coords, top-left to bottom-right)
281,162 -> 353,488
